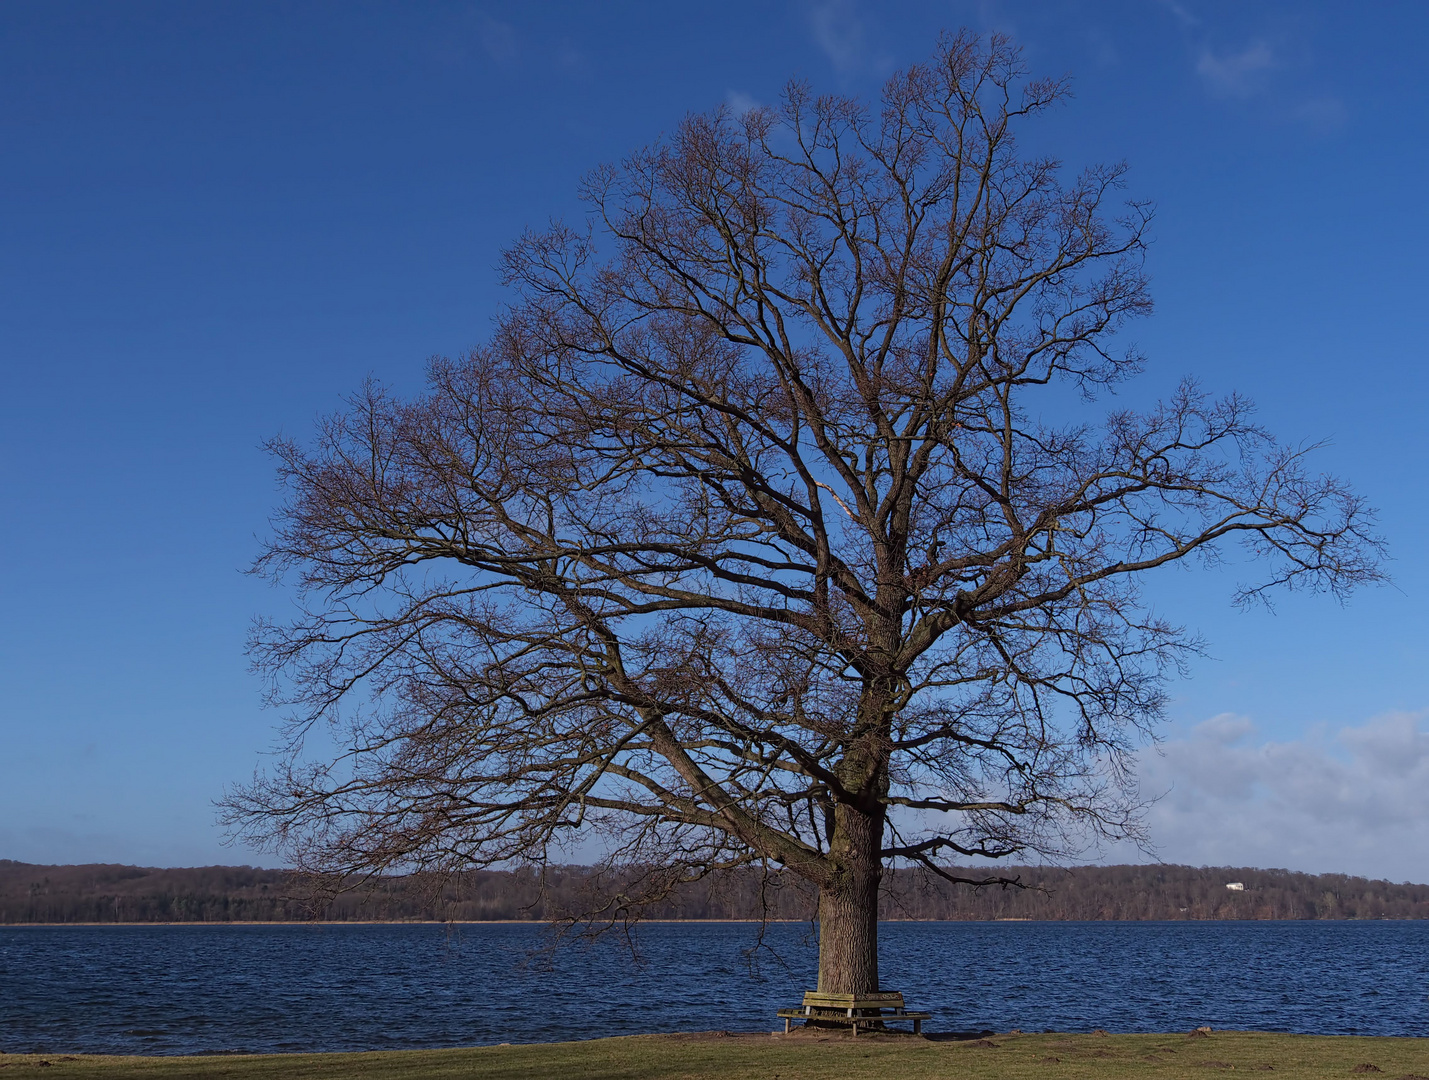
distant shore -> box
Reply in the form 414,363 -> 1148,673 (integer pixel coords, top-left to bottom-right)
8,859 -> 1429,923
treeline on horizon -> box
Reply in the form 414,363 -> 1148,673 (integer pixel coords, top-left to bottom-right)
5,860 -> 1429,924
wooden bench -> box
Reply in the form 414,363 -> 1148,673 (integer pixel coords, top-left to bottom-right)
777,990 -> 932,1035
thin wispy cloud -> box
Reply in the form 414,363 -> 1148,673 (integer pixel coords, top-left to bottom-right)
1152,1 -> 1348,132
1196,41 -> 1276,99
726,90 -> 761,117
807,0 -> 865,72
478,16 -> 518,66
1084,28 -> 1119,68
1292,95 -> 1350,133
1154,0 -> 1200,29
1179,26 -> 1348,134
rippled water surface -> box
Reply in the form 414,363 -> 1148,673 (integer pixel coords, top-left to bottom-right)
2,921 -> 1426,1054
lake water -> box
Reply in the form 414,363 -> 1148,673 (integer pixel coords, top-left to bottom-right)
1,921 -> 1426,1055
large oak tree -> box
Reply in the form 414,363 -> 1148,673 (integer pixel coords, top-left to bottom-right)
227,34 -> 1381,995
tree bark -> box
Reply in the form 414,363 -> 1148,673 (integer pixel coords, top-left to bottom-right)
816,804 -> 883,994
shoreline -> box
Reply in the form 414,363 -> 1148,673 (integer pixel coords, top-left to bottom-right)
0,918 -> 815,927
5,914 -> 1429,927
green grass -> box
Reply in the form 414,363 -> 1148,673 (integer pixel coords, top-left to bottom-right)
3,1030 -> 1427,1079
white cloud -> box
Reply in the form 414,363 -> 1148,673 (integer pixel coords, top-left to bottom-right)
807,0 -> 865,72
1131,710 -> 1429,881
1187,33 -> 1347,132
726,91 -> 761,117
478,16 -> 518,66
1196,42 -> 1276,99
1154,0 -> 1200,28
1085,29 -> 1119,68
1292,95 -> 1350,133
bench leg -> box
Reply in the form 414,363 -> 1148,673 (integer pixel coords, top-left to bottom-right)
784,1018 -> 791,1034
852,1021 -> 859,1037
914,1018 -> 922,1035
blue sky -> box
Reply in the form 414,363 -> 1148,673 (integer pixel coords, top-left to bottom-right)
1,1 -> 1425,877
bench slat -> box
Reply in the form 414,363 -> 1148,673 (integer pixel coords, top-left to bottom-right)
802,991 -> 905,1011
777,1010 -> 932,1020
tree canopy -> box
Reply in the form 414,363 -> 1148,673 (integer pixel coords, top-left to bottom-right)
226,32 -> 1381,994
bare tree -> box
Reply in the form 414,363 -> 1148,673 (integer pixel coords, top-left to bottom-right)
225,33 -> 1381,996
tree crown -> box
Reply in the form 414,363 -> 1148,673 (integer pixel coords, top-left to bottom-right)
227,33 -> 1382,920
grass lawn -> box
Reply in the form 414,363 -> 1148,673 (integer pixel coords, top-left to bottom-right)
2,1030 -> 1426,1079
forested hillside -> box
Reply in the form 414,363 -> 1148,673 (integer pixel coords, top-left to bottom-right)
3,860 -> 1426,924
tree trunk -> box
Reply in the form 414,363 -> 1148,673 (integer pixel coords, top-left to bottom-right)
816,803 -> 883,994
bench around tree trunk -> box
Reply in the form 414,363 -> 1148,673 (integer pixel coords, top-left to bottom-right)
777,990 -> 932,1035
